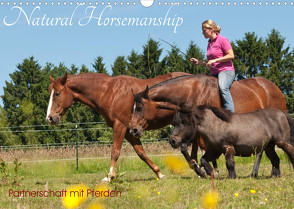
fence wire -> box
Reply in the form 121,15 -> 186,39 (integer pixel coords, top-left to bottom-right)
0,121 -> 170,151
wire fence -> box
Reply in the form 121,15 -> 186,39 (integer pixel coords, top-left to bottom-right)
1,112 -> 293,149
0,121 -> 171,170
0,122 -> 169,149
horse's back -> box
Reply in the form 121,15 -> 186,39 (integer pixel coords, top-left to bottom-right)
231,77 -> 286,113
111,72 -> 190,90
146,74 -> 286,113
233,108 -> 290,142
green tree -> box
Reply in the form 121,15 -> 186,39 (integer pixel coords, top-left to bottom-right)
141,39 -> 164,78
161,48 -> 185,74
0,106 -> 19,146
232,32 -> 267,79
127,50 -> 144,78
185,41 -> 208,74
92,56 -> 108,74
262,30 -> 294,112
1,57 -> 45,144
112,56 -> 128,76
259,30 -> 289,88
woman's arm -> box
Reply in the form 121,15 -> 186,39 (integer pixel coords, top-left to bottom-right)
206,49 -> 234,66
190,58 -> 207,66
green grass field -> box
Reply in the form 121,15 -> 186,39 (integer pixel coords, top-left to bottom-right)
0,145 -> 294,209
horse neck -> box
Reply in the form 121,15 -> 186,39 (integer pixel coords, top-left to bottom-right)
67,74 -> 110,110
149,76 -> 220,110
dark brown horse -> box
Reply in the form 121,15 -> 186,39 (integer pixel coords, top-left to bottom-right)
170,106 -> 294,178
46,72 -> 190,182
130,74 -> 287,177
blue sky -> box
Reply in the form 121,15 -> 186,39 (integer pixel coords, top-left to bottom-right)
0,1 -> 294,104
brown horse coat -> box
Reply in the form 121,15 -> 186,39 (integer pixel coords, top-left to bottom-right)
46,72 -> 190,181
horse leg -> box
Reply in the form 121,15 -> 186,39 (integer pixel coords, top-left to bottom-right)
181,143 -> 206,177
200,151 -> 216,177
211,160 -> 219,178
193,135 -> 219,176
276,141 -> 294,169
190,135 -> 199,163
251,151 -> 263,178
264,142 -> 280,177
224,146 -> 236,179
101,122 -> 126,182
125,131 -> 165,179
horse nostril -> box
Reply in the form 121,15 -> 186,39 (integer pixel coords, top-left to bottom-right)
132,128 -> 138,135
170,138 -> 176,147
47,116 -> 53,123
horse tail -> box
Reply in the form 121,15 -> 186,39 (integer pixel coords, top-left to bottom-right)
285,112 -> 294,147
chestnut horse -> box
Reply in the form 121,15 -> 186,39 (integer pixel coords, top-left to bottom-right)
46,72 -> 190,182
130,74 -> 287,177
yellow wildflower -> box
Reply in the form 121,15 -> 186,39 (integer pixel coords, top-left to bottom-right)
94,183 -> 110,200
163,154 -> 188,174
201,191 -> 220,209
62,184 -> 89,209
87,202 -> 105,209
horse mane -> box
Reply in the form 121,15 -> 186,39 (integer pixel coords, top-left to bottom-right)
149,74 -> 213,90
134,74 -> 217,103
68,73 -> 110,81
196,105 -> 233,122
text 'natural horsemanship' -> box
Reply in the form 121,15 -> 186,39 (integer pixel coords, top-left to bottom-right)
3,4 -> 184,33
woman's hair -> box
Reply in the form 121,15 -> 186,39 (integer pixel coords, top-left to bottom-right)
202,20 -> 221,34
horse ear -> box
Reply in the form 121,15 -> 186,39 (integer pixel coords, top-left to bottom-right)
131,88 -> 135,97
60,73 -> 68,85
50,76 -> 55,83
143,86 -> 149,99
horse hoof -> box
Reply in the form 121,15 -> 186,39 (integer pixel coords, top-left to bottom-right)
157,173 -> 165,180
271,168 -> 281,177
199,167 -> 207,178
250,173 -> 258,178
213,171 -> 220,179
101,177 -> 111,183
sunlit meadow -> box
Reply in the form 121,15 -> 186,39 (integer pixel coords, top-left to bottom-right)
0,144 -> 294,209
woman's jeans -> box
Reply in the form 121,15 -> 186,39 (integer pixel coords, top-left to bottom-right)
213,71 -> 235,113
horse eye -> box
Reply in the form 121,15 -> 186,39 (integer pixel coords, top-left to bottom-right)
55,92 -> 61,96
135,103 -> 143,111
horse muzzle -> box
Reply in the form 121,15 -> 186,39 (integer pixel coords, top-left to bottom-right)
169,136 -> 181,149
46,115 -> 60,125
129,127 -> 143,138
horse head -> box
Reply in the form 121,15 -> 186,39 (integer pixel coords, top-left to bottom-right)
46,74 -> 74,125
130,85 -> 182,138
130,86 -> 157,137
169,107 -> 197,149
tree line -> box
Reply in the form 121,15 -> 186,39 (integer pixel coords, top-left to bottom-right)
0,29 -> 293,146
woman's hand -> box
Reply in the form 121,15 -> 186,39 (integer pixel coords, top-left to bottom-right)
206,59 -> 217,67
190,58 -> 199,65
